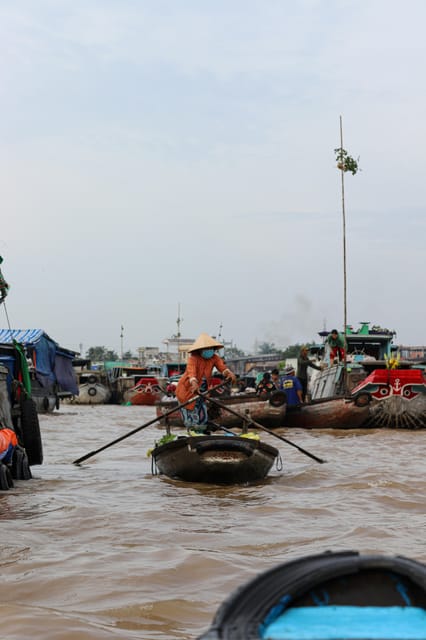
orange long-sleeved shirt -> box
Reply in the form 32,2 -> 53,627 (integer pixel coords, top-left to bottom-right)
175,353 -> 229,408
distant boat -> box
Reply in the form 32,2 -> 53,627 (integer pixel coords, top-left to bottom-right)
198,550 -> 426,639
309,323 -> 426,429
72,370 -> 112,405
107,365 -> 163,404
123,376 -> 162,406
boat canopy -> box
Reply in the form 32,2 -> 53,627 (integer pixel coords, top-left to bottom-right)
0,328 -> 78,395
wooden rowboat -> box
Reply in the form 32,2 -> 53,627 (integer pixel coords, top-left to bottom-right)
155,391 -> 287,429
151,434 -> 279,484
283,395 -> 371,429
198,550 -> 426,639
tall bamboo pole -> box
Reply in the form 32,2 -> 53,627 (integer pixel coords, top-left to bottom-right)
339,116 -> 348,389
339,116 -> 348,347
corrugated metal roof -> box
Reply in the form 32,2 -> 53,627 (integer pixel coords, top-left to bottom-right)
0,329 -> 47,345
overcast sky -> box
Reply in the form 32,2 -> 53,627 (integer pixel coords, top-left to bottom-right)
1,0 -> 425,355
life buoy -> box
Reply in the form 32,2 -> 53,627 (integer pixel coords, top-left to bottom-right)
19,397 -> 43,466
88,387 -> 97,397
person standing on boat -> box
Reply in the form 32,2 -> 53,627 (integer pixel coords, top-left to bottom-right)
175,333 -> 236,433
255,372 -> 276,398
271,368 -> 280,389
326,329 -> 346,365
279,365 -> 303,406
297,346 -> 323,402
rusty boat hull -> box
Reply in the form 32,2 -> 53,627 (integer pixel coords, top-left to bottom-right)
284,396 -> 371,429
155,392 -> 287,429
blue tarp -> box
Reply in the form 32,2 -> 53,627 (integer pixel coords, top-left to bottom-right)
0,329 -> 78,395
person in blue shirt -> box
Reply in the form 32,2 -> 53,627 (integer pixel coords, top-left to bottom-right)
279,365 -> 303,406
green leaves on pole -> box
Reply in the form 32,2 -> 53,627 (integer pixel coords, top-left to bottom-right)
334,147 -> 360,175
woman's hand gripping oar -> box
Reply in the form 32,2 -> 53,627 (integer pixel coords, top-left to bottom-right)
205,395 -> 326,464
72,380 -> 231,465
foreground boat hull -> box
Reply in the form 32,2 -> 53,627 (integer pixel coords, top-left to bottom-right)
152,435 -> 279,484
155,393 -> 287,429
284,396 -> 371,429
198,550 -> 426,639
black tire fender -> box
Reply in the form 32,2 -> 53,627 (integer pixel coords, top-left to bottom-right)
0,463 -> 13,490
11,445 -> 32,480
43,396 -> 50,411
354,392 -> 371,407
269,390 -> 287,407
20,397 -> 43,466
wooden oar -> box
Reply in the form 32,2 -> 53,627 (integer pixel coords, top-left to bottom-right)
205,396 -> 326,464
73,380 -> 231,465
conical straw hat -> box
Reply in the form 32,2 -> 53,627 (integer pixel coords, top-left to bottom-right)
187,333 -> 224,353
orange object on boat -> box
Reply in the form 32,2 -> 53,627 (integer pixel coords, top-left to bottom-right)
0,428 -> 18,457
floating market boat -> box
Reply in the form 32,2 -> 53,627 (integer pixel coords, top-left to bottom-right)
66,367 -> 112,405
198,550 -> 426,639
151,433 -> 279,484
284,395 -> 371,429
351,368 -> 426,429
107,365 -> 166,404
155,391 -> 287,429
123,376 -> 162,406
309,323 -> 426,429
0,329 -> 78,412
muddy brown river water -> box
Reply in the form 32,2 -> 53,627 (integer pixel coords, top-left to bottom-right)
0,404 -> 425,639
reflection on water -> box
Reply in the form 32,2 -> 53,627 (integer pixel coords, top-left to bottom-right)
0,404 -> 425,639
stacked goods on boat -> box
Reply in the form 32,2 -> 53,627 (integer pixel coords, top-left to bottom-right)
309,323 -> 426,429
198,550 -> 426,639
0,362 -> 43,490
